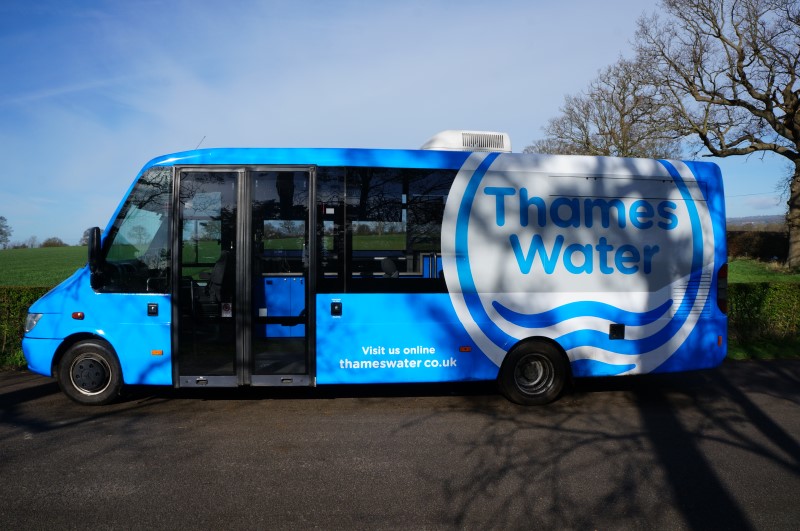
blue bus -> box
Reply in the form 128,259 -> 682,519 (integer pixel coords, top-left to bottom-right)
22,131 -> 728,405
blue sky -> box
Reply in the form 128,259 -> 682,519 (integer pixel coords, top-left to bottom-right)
0,0 -> 788,245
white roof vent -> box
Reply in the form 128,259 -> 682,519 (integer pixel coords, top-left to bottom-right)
421,130 -> 512,152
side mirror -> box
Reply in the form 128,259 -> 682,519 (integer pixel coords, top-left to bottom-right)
88,227 -> 104,289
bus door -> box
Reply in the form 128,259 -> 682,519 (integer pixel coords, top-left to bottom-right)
175,168 -> 312,387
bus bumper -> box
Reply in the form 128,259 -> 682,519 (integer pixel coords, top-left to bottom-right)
22,337 -> 60,378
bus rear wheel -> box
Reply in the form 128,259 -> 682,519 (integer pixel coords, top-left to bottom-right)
58,340 -> 122,406
499,340 -> 569,405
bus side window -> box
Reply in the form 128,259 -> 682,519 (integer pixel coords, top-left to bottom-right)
96,167 -> 173,293
345,167 -> 453,292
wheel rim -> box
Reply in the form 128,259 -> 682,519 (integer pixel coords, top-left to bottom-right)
514,353 -> 555,396
69,354 -> 112,396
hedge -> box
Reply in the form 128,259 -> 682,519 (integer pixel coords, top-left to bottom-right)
1,283 -> 798,368
0,286 -> 50,362
727,231 -> 788,262
728,283 -> 800,342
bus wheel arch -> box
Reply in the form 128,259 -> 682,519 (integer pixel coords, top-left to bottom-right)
56,338 -> 123,406
498,337 -> 571,406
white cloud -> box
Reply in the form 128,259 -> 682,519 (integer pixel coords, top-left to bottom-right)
744,195 -> 782,210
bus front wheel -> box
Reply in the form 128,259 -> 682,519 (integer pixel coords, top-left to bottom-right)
58,340 -> 122,406
499,340 -> 569,405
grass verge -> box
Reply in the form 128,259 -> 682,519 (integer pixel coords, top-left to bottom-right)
727,338 -> 800,361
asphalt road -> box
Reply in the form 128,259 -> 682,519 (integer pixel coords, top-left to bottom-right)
1,360 -> 799,530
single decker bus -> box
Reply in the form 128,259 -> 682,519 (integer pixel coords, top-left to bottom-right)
22,130 -> 728,405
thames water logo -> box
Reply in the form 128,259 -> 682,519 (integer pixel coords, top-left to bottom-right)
441,152 -> 716,376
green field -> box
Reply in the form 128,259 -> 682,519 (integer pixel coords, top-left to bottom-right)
0,246 -> 87,287
728,258 -> 800,283
2,247 -> 800,287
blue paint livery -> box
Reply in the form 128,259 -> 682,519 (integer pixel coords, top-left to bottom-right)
22,145 -> 727,392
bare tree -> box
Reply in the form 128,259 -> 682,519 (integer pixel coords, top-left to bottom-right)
525,57 -> 682,159
129,225 -> 151,246
79,228 -> 91,246
0,216 -> 11,250
636,0 -> 800,265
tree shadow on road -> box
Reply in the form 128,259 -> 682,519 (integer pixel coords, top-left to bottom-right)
398,362 -> 800,529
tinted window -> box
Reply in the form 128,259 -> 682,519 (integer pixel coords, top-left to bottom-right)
345,167 -> 454,292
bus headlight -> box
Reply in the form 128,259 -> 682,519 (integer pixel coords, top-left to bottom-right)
25,313 -> 43,333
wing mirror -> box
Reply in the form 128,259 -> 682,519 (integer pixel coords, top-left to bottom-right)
88,227 -> 104,289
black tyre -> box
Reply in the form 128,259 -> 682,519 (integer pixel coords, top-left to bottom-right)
498,340 -> 569,405
58,340 -> 122,406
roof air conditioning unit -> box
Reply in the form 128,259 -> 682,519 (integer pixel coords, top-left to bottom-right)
421,130 -> 511,153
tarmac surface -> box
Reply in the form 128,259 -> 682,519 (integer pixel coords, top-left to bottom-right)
1,360 -> 799,530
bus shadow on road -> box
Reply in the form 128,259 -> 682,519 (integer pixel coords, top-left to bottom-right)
119,360 -> 799,408
0,371 -> 60,408
119,379 -> 503,404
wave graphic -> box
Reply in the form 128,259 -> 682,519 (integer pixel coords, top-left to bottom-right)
526,161 -> 707,366
446,155 -> 713,374
571,359 -> 636,377
492,298 -> 673,329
